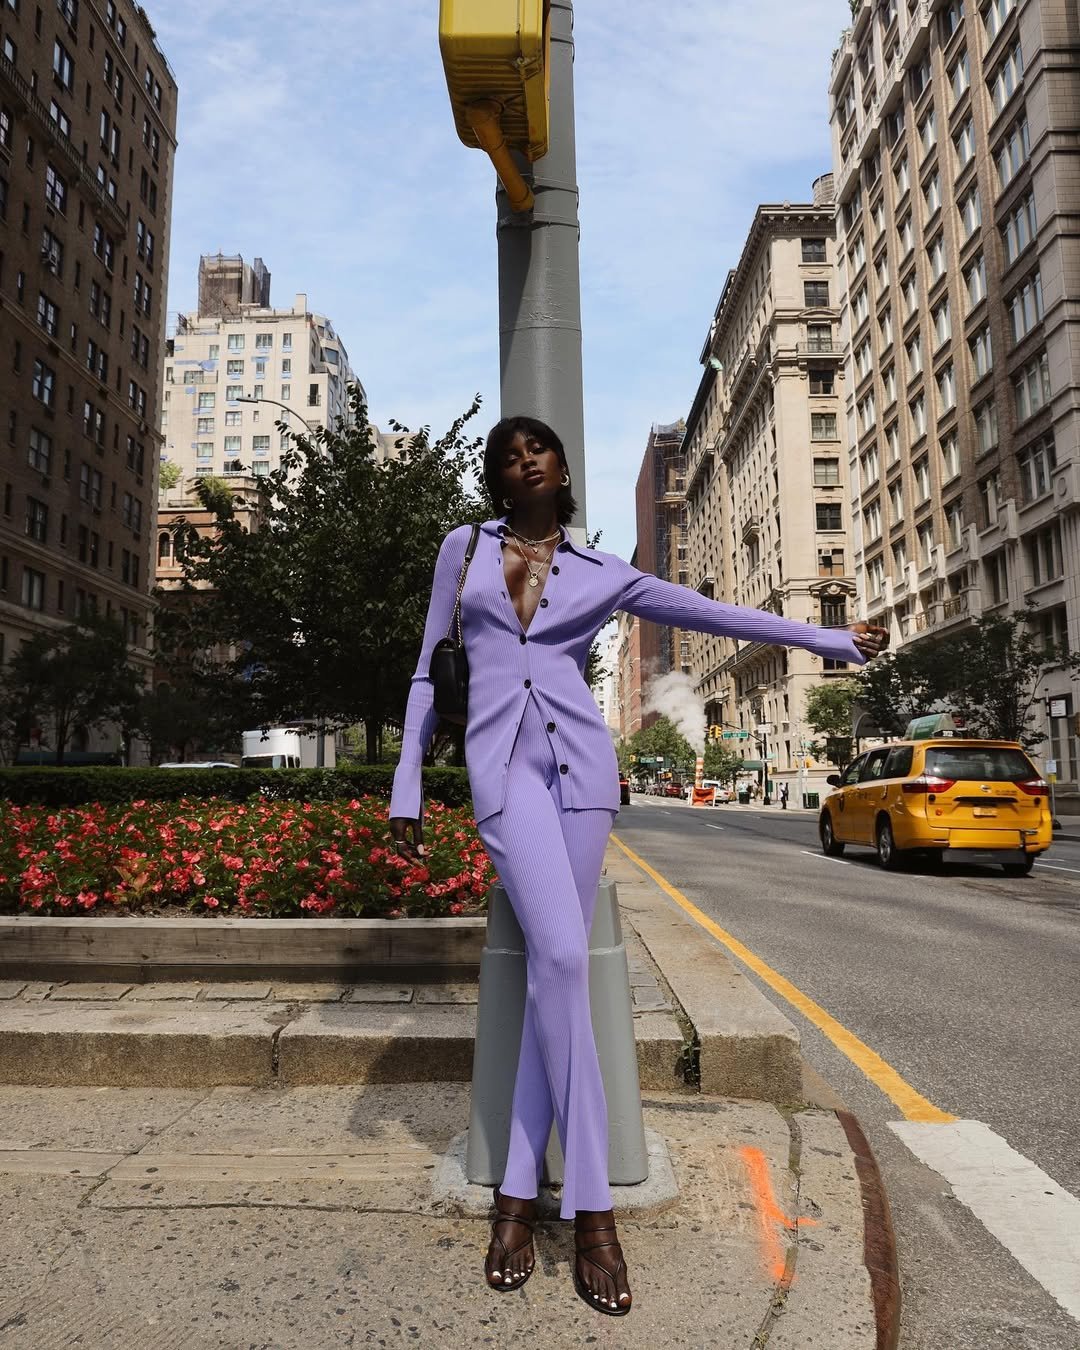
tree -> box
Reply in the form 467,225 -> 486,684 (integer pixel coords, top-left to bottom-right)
853,646 -> 946,737
702,740 -> 744,785
158,458 -> 182,493
0,613 -> 144,764
155,386 -> 488,763
805,678 -> 859,768
937,604 -> 1080,749
628,717 -> 696,781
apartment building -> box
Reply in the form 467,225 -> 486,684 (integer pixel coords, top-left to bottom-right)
829,0 -> 1080,780
683,180 -> 857,794
633,420 -> 688,726
0,0 -> 176,715
613,603 -> 643,742
161,255 -> 358,485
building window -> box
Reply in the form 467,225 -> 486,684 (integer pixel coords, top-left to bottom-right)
1001,192 -> 1036,264
928,234 -> 946,283
910,394 -> 927,440
945,500 -> 965,552
52,39 -> 74,89
919,108 -> 937,156
983,0 -> 1017,43
224,435 -> 241,454
866,555 -> 885,598
965,253 -> 986,310
195,443 -> 213,461
252,435 -> 270,455
807,322 -> 833,352
932,298 -> 951,348
989,40 -> 1024,118
227,359 -> 244,376
894,155 -> 910,197
197,391 -> 216,411
858,392 -> 877,434
974,397 -> 999,454
37,292 -> 59,336
804,280 -> 829,307
32,359 -> 56,408
1018,433 -> 1056,502
282,332 -> 293,350
995,116 -> 1030,192
255,332 -> 273,350
940,432 -> 960,482
801,237 -> 827,264
25,496 -> 48,543
811,412 -> 838,441
226,385 -> 243,402
892,539 -> 908,574
986,549 -> 1009,605
901,274 -> 918,316
864,500 -> 883,541
227,333 -> 245,351
937,363 -> 957,415
21,566 -> 46,611
1006,272 -> 1043,345
862,446 -> 880,488
914,456 -> 931,503
1013,352 -> 1051,423
889,480 -> 904,526
885,421 -> 900,465
958,185 -> 981,239
953,116 -> 975,170
224,411 -> 241,427
979,472 -> 1001,528
816,502 -> 843,532
923,172 -> 941,217
196,417 -> 214,435
897,213 -> 914,256
819,548 -> 845,577
906,334 -> 923,378
949,50 -> 970,105
28,427 -> 52,474
917,521 -> 936,569
969,325 -> 993,379
821,596 -> 848,627
813,458 -> 840,486
1034,605 -> 1068,662
1026,523 -> 1062,587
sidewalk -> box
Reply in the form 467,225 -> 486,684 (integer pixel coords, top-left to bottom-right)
0,839 -> 898,1347
0,1081 -> 887,1348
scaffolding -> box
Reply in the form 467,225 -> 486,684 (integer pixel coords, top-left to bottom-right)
197,253 -> 272,317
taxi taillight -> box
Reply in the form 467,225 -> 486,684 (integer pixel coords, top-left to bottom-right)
1015,778 -> 1048,796
902,775 -> 955,795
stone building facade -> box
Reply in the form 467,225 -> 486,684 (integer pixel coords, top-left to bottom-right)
0,0 -> 176,742
829,0 -> 1080,782
683,183 -> 857,796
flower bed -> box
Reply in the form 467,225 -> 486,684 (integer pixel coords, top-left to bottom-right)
0,796 -> 495,920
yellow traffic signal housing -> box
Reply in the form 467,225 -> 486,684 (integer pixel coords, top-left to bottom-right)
439,0 -> 551,163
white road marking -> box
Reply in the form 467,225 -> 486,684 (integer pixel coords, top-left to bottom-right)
890,1119 -> 1080,1322
800,849 -> 850,866
1034,862 -> 1080,876
703,824 -> 725,832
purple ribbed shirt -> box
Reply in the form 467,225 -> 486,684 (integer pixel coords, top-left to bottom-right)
389,517 -> 866,824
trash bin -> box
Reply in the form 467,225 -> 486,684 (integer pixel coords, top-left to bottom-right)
803,791 -> 820,811
738,789 -> 750,805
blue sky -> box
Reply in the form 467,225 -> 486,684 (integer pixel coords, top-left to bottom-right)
154,1 -> 850,563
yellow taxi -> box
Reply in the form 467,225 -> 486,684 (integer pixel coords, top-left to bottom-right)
819,738 -> 1052,875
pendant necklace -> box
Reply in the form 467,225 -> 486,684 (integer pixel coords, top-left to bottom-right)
508,534 -> 558,587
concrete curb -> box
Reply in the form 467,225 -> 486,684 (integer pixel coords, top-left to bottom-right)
606,848 -> 803,1103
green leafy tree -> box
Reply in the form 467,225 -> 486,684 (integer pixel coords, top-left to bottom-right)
628,717 -> 696,781
853,646 -> 947,736
702,740 -> 744,785
158,458 -> 182,493
937,604 -> 1080,749
805,678 -> 859,767
0,613 -> 143,765
155,386 -> 487,763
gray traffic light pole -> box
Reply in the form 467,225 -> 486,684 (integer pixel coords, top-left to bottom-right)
467,1 -> 650,1191
494,0 -> 587,535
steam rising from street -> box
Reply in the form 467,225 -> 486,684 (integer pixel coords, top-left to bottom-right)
642,670 -> 706,755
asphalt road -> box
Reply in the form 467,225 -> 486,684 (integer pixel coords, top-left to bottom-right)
613,796 -> 1080,1350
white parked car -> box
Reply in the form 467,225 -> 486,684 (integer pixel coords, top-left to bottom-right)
700,780 -> 733,804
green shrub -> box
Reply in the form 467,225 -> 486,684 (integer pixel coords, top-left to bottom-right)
0,765 -> 472,808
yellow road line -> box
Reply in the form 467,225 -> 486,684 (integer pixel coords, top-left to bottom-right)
611,833 -> 956,1124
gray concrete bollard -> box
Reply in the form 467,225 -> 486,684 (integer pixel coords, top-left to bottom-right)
465,877 -> 650,1188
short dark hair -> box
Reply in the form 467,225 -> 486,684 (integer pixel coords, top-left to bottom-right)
483,415 -> 578,525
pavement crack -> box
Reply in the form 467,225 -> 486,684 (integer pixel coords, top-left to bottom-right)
75,1088 -> 216,1207
748,1106 -> 805,1348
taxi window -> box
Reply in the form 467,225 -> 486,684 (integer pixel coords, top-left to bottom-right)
923,746 -> 1034,781
883,745 -> 913,778
859,748 -> 891,782
839,757 -> 865,787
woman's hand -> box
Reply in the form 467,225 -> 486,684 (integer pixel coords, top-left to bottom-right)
850,622 -> 890,660
389,816 -> 426,860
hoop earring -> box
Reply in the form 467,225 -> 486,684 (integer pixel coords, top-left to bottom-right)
502,497 -> 514,510
560,473 -> 570,487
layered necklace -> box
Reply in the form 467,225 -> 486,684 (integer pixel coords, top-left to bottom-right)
504,527 -> 560,587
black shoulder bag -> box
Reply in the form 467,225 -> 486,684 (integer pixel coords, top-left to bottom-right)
429,523 -> 481,725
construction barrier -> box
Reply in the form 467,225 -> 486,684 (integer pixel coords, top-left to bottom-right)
691,786 -> 715,808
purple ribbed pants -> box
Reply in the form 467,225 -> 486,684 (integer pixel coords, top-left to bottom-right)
475,693 -> 616,1219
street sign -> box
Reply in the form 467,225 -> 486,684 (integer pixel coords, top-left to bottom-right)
638,755 -> 655,765
755,724 -> 771,736
721,730 -> 749,740
1048,698 -> 1068,719
1047,759 -> 1057,775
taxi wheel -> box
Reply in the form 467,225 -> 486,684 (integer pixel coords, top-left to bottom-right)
820,812 -> 845,857
876,817 -> 903,871
1003,856 -> 1035,878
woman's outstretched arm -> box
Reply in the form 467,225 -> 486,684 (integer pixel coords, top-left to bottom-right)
388,529 -> 466,821
616,561 -> 867,666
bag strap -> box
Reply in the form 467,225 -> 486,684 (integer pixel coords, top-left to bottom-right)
445,523 -> 481,645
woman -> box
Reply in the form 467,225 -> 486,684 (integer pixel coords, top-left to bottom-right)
389,415 -> 887,1316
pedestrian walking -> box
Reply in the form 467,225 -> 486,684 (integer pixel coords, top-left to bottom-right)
388,415 -> 889,1316
780,782 -> 789,810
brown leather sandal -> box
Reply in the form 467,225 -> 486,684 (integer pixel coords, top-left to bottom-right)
485,1186 -> 536,1292
573,1223 -> 632,1316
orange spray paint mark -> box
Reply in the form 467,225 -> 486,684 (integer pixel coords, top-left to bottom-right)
740,1145 -> 819,1285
